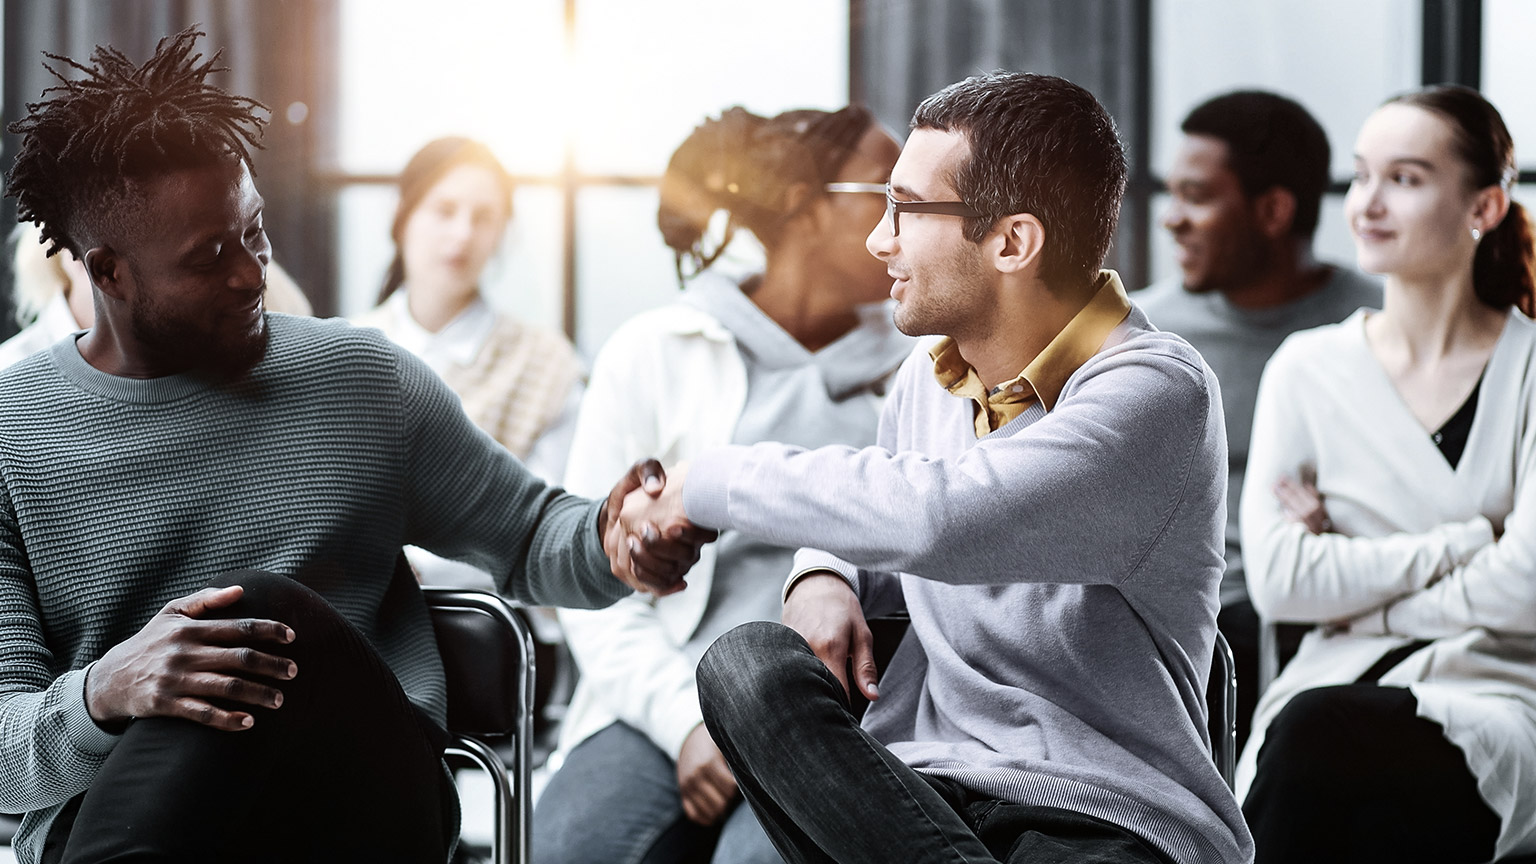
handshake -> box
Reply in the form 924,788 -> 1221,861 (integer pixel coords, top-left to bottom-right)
599,459 -> 716,595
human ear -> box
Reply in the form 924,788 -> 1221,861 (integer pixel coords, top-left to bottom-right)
1472,184 -> 1511,236
1254,187 -> 1298,240
992,213 -> 1046,275
82,247 -> 126,301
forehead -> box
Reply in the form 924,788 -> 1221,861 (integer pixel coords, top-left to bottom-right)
132,158 -> 260,239
837,125 -> 902,180
420,163 -> 511,207
1169,134 -> 1236,180
891,128 -> 969,196
1355,103 -> 1457,161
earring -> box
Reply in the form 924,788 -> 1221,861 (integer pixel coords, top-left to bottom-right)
1472,227 -> 1483,241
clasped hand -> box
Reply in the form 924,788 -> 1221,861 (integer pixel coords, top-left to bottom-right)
602,460 -> 717,596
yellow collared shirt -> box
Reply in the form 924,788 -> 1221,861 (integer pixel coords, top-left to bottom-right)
930,270 -> 1133,437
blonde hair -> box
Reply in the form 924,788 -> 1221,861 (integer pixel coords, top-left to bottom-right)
10,223 -> 72,326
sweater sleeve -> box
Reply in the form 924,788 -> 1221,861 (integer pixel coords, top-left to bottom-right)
0,480 -> 120,814
395,347 -> 626,610
683,344 -> 1217,587
1241,343 -> 1493,623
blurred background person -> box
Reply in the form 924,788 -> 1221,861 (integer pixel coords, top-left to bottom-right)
0,223 -> 312,371
534,104 -> 912,864
357,137 -> 585,588
1138,90 -> 1381,750
1239,85 -> 1536,863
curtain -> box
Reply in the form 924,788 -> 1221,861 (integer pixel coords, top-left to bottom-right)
0,0 -> 340,338
851,0 -> 1152,290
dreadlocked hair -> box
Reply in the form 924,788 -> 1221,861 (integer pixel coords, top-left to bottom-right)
6,27 -> 268,259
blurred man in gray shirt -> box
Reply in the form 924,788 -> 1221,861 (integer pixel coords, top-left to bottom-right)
1139,90 -> 1382,749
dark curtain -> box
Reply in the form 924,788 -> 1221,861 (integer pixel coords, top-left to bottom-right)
0,0 -> 340,339
852,0 -> 1153,291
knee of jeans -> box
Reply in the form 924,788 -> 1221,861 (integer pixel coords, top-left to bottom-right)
1261,685 -> 1371,777
205,569 -> 330,628
698,622 -> 805,717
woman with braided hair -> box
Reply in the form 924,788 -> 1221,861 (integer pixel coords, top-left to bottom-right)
534,105 -> 912,864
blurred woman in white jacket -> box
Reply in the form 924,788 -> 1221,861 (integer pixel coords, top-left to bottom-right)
534,105 -> 913,864
1239,85 -> 1536,863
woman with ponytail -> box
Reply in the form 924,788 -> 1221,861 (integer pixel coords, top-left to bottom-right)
1238,85 -> 1536,862
359,137 -> 583,483
357,138 -> 583,587
535,106 -> 912,864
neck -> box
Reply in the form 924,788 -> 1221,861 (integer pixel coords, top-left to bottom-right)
960,276 -> 1089,389
1373,268 -> 1505,363
404,281 -> 477,333
749,250 -> 862,353
1220,242 -> 1329,309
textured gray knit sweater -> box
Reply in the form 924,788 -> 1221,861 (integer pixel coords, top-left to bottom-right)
0,313 -> 622,861
684,304 -> 1253,864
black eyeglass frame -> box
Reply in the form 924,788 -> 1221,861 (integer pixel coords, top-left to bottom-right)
884,185 -> 980,236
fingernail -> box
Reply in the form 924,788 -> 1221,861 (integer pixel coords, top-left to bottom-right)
241,715 -> 254,728
868,683 -> 879,698
644,477 -> 663,492
642,524 -> 657,542
273,692 -> 283,708
287,663 -> 298,678
285,628 -> 296,643
628,538 -> 641,555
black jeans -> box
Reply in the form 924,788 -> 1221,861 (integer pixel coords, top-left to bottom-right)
46,571 -> 455,864
697,622 -> 1174,864
1244,684 -> 1499,864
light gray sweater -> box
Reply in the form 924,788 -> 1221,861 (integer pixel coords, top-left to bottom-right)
0,313 -> 622,862
684,304 -> 1253,864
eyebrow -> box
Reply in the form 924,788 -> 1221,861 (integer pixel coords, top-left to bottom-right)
1354,155 -> 1439,172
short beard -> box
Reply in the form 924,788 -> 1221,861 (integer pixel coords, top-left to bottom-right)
129,290 -> 268,379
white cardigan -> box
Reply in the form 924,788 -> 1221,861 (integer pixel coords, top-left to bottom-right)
549,299 -> 754,772
1239,309 -> 1536,859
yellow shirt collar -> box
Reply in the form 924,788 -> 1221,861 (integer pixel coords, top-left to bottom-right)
929,270 -> 1132,437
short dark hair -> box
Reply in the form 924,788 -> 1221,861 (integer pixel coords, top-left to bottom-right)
910,72 -> 1126,287
658,105 -> 875,282
1181,90 -> 1329,239
5,28 -> 267,260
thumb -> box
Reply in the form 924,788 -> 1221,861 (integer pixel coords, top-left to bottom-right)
638,458 -> 666,496
851,623 -> 880,701
172,585 -> 245,618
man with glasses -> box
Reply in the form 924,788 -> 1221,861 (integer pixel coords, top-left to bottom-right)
615,71 -> 1250,863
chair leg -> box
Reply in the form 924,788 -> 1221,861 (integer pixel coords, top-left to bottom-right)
448,736 -> 521,864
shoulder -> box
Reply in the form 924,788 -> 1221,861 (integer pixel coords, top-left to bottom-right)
1131,277 -> 1190,315
1324,265 -> 1385,309
261,313 -> 409,380
593,302 -> 734,364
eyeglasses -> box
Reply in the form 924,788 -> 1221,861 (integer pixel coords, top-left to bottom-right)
881,185 -> 979,236
823,182 -> 887,195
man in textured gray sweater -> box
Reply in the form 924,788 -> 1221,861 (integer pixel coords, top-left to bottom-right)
0,30 -> 701,864
616,73 -> 1254,863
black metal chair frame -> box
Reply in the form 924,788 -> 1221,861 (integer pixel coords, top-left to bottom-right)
424,586 -> 535,864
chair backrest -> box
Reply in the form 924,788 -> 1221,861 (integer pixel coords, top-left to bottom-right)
423,586 -> 534,864
1209,629 -> 1237,789
424,586 -> 535,737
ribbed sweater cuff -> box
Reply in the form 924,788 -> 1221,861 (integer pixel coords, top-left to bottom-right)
63,667 -> 122,756
681,446 -> 752,531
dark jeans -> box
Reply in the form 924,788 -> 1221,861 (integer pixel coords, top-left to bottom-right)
696,622 -> 1174,864
1244,684 -> 1499,864
533,721 -> 781,864
46,571 -> 456,864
